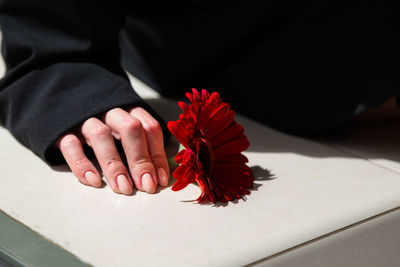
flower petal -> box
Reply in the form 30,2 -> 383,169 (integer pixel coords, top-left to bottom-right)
213,138 -> 250,156
209,123 -> 245,148
171,166 -> 196,191
213,153 -> 248,164
178,101 -> 190,114
168,88 -> 255,203
167,121 -> 194,148
175,149 -> 187,164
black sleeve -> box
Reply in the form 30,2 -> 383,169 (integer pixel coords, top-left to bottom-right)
0,0 -> 167,165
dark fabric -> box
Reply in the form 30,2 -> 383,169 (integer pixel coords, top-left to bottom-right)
0,0 -> 168,165
205,0 -> 400,134
122,0 -> 400,134
0,0 -> 399,166
122,0 -> 310,94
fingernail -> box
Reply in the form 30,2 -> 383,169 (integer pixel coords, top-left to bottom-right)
141,173 -> 156,193
117,174 -> 132,195
85,171 -> 101,187
157,168 -> 169,187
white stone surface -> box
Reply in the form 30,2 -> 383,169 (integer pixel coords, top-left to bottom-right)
256,208 -> 400,267
1,81 -> 400,266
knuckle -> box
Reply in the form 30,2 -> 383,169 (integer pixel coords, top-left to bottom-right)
122,117 -> 143,133
59,135 -> 80,150
110,107 -> 124,113
129,155 -> 151,167
71,158 -> 87,171
105,158 -> 124,171
88,124 -> 111,139
84,117 -> 100,126
143,119 -> 161,134
150,153 -> 165,164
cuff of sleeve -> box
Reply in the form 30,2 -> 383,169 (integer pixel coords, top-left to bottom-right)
43,83 -> 142,165
43,86 -> 171,165
3,62 -> 169,165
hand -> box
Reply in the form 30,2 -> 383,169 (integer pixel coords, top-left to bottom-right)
56,107 -> 170,195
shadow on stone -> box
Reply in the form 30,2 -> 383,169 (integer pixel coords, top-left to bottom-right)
191,166 -> 275,207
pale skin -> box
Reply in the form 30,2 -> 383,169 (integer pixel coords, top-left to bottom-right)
56,106 -> 169,195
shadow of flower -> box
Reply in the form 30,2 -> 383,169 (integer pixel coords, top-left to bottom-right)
194,165 -> 276,207
250,165 -> 276,191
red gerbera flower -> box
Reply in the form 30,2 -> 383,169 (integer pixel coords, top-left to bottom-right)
167,89 -> 254,203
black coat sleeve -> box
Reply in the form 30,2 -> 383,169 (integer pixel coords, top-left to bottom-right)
0,0 -> 166,165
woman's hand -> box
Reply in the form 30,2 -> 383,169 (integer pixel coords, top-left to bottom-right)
56,107 -> 169,195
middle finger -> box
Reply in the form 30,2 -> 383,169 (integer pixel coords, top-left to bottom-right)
103,108 -> 158,193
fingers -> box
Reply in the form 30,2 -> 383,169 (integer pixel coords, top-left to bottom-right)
58,106 -> 169,196
57,133 -> 102,188
104,108 -> 159,193
81,118 -> 133,195
128,107 -> 170,187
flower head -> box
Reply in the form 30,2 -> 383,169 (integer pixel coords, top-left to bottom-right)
168,89 -> 254,203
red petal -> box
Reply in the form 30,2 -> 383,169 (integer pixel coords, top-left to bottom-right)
201,89 -> 210,102
196,175 -> 218,203
186,92 -> 193,102
212,163 -> 254,188
201,106 -> 234,139
172,165 -> 188,179
175,149 -> 186,164
208,92 -> 221,107
171,167 -> 196,191
168,88 -> 254,203
178,101 -> 190,114
213,153 -> 248,164
209,123 -> 245,148
191,88 -> 202,104
171,178 -> 190,191
167,121 -> 194,147
213,138 -> 250,156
